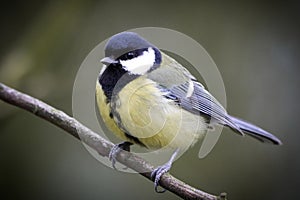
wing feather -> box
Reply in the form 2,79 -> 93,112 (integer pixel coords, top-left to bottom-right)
147,52 -> 281,144
165,81 -> 244,135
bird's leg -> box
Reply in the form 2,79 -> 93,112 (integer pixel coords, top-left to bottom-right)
109,141 -> 133,169
151,149 -> 180,193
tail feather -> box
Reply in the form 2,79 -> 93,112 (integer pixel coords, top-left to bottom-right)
228,116 -> 282,145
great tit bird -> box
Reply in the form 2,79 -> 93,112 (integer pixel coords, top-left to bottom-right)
96,32 -> 282,192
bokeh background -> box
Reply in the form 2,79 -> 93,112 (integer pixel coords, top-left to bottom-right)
1,1 -> 299,199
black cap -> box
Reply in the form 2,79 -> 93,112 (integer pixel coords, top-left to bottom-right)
104,32 -> 155,58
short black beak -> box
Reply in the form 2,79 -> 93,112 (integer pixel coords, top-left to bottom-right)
100,57 -> 118,65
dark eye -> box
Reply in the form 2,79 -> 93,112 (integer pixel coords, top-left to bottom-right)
126,52 -> 135,59
118,49 -> 146,61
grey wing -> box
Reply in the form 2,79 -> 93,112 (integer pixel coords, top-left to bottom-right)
164,80 -> 244,135
164,81 -> 282,144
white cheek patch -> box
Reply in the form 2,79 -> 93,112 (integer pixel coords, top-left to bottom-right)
120,47 -> 156,75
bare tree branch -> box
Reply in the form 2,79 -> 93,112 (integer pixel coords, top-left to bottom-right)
0,82 -> 227,200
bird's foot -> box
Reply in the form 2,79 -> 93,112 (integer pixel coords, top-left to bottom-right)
109,141 -> 133,170
151,149 -> 179,193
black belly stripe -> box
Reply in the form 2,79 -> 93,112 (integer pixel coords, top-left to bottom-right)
124,132 -> 146,147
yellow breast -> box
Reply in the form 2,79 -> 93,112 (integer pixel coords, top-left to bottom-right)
96,77 -> 207,150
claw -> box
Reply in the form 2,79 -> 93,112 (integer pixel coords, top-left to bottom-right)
109,141 -> 133,169
151,164 -> 170,193
151,149 -> 179,193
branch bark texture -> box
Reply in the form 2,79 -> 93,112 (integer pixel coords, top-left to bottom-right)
0,82 -> 226,200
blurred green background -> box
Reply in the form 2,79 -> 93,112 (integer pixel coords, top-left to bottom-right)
1,1 -> 299,199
